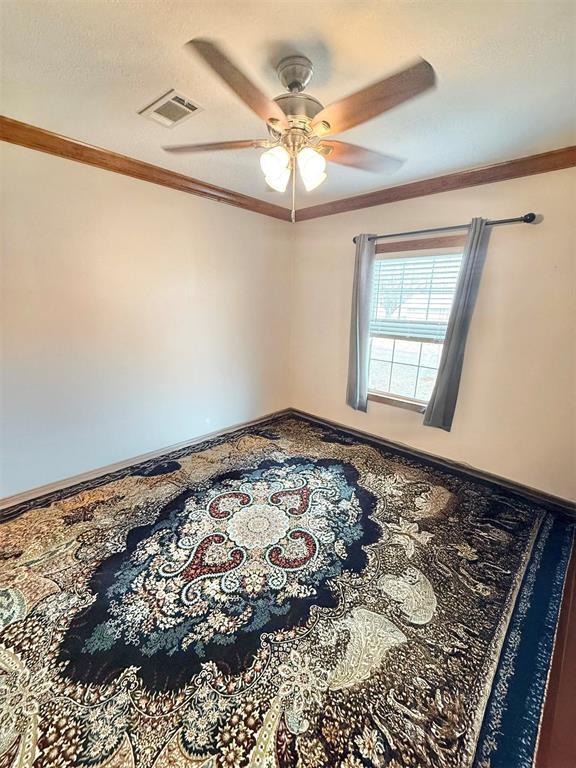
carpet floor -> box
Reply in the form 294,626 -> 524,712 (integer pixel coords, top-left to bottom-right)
0,415 -> 572,768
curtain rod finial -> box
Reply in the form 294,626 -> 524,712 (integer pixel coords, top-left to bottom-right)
523,213 -> 536,223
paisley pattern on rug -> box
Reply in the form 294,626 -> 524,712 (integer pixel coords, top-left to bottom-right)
0,416 -> 549,767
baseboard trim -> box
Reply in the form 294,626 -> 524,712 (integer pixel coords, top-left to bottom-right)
289,408 -> 576,518
3,406 -> 574,521
0,409 -> 291,516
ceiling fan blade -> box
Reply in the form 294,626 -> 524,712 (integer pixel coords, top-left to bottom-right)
322,140 -> 404,173
312,59 -> 435,135
163,140 -> 265,154
189,39 -> 288,130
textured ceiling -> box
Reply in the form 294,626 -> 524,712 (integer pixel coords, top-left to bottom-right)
1,0 -> 575,207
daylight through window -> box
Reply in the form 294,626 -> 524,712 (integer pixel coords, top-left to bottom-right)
369,251 -> 463,403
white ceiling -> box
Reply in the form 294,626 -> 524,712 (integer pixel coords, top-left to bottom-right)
1,1 -> 575,207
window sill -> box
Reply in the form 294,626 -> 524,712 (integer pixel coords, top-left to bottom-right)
368,392 -> 427,414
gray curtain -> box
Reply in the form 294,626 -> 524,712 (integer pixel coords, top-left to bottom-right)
424,217 -> 490,431
346,234 -> 377,411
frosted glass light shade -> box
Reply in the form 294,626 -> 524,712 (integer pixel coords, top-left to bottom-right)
301,170 -> 326,191
297,147 -> 327,191
260,146 -> 290,179
265,168 -> 290,192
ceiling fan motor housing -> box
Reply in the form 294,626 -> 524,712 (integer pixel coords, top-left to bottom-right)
273,92 -> 324,121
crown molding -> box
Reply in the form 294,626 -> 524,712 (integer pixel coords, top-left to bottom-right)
296,145 -> 576,221
2,116 -> 575,223
0,115 -> 292,221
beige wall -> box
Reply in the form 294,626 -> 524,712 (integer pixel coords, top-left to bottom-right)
2,144 -> 574,502
290,169 -> 576,501
0,143 -> 292,497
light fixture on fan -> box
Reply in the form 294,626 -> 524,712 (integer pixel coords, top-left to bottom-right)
259,146 -> 291,192
260,145 -> 327,193
297,147 -> 327,191
165,43 -> 436,221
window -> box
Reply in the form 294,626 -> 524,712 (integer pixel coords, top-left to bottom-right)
368,249 -> 463,406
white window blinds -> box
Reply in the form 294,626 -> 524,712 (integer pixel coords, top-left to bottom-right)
370,253 -> 463,343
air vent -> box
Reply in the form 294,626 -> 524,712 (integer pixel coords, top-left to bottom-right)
139,90 -> 203,128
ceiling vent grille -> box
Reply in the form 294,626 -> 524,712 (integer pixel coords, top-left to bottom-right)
139,90 -> 202,128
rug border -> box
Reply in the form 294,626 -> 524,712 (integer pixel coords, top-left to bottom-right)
472,517 -> 575,768
532,527 -> 575,766
465,510 -> 546,764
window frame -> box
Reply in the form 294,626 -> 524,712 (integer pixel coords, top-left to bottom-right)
367,234 -> 466,411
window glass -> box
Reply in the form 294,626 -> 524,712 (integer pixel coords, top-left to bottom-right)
368,252 -> 462,403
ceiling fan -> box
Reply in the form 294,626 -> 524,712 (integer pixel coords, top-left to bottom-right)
164,40 -> 436,220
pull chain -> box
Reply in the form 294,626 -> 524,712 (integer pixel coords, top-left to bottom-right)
291,156 -> 296,223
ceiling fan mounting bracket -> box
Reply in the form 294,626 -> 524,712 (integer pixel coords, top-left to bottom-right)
276,55 -> 314,93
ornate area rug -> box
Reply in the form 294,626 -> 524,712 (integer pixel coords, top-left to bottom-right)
0,415 -> 571,768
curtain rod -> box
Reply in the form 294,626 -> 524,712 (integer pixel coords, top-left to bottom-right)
352,213 -> 537,244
